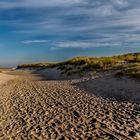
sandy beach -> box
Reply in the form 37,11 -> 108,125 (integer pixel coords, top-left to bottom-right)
0,70 -> 140,140
1,0 -> 140,139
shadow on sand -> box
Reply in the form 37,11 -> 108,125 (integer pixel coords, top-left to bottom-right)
73,75 -> 140,103
32,68 -> 82,81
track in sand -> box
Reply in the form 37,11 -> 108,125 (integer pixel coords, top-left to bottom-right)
0,73 -> 140,140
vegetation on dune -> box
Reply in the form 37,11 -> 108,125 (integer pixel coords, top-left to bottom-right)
114,63 -> 140,79
17,52 -> 140,79
17,63 -> 53,69
124,64 -> 140,79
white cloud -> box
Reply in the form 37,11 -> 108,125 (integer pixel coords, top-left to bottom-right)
51,40 -> 121,50
58,41 -> 93,48
23,40 -> 48,45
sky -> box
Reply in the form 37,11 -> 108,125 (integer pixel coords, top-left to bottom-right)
0,0 -> 140,66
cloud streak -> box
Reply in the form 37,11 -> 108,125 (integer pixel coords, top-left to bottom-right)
23,40 -> 49,45
51,40 -> 121,50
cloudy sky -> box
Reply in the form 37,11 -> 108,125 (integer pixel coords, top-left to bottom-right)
0,0 -> 140,66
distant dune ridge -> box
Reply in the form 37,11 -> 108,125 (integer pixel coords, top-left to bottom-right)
18,52 -> 140,69
0,52 -> 140,139
18,52 -> 140,79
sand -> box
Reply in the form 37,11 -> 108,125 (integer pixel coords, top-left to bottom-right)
0,70 -> 140,139
0,73 -> 17,85
76,73 -> 140,103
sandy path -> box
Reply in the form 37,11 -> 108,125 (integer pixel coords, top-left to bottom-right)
0,75 -> 140,139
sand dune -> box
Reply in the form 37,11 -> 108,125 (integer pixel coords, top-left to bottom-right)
0,71 -> 140,139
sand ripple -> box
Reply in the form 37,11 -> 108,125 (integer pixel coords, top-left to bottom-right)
0,76 -> 140,139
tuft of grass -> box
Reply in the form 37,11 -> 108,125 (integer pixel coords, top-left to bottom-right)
114,63 -> 140,79
79,71 -> 84,77
57,65 -> 66,70
125,65 -> 140,79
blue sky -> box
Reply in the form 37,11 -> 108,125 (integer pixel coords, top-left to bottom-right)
0,0 -> 140,66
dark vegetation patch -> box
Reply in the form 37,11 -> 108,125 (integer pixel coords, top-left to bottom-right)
114,71 -> 124,78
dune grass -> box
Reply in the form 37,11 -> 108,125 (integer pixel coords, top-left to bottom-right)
124,64 -> 140,79
17,52 -> 140,78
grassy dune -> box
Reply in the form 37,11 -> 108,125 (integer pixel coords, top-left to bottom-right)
18,52 -> 140,79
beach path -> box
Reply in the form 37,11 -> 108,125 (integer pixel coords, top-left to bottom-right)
0,72 -> 140,139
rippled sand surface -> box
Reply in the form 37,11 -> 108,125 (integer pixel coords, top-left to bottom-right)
0,72 -> 140,140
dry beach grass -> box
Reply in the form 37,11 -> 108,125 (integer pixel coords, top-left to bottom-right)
0,70 -> 140,140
